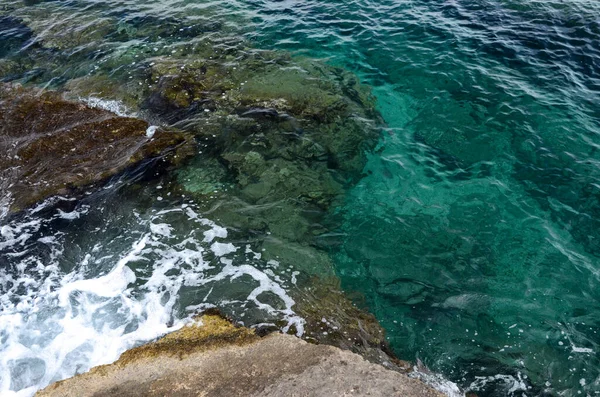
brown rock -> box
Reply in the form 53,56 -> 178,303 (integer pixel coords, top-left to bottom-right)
0,84 -> 194,212
37,314 -> 444,397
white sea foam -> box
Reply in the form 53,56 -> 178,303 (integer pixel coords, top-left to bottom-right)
210,242 -> 237,256
203,226 -> 227,242
56,206 -> 89,220
572,346 -> 594,354
0,202 -> 303,396
468,372 -> 529,396
146,126 -> 158,138
83,97 -> 130,117
149,222 -> 172,237
409,367 -> 463,397
0,191 -> 12,221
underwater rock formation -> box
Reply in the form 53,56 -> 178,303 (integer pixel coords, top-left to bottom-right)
0,83 -> 194,212
89,52 -> 389,363
36,314 -> 443,397
143,55 -> 394,360
140,54 -> 381,245
0,5 -> 406,380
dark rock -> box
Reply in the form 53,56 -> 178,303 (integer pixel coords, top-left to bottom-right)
0,83 -> 194,213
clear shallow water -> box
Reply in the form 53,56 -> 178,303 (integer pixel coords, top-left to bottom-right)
1,0 -> 600,396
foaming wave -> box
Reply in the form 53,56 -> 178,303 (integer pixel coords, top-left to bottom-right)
409,364 -> 463,397
0,199 -> 303,396
467,373 -> 531,396
82,97 -> 131,117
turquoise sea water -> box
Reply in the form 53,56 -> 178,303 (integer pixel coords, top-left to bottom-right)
241,1 -> 600,394
1,0 -> 600,396
234,1 -> 600,394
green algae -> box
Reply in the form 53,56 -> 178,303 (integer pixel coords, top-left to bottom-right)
116,314 -> 259,367
144,50 -> 382,250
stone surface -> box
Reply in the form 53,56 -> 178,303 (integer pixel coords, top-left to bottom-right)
36,314 -> 444,397
0,83 -> 194,212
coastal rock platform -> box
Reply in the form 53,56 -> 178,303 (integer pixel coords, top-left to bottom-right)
37,315 -> 443,397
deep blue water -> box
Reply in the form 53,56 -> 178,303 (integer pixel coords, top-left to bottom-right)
1,0 -> 600,395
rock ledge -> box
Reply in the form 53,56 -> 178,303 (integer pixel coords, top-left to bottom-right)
37,314 -> 443,397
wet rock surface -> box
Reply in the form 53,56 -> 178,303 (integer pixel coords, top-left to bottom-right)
36,314 -> 443,397
0,84 -> 194,212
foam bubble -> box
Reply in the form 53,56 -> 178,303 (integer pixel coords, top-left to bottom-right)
83,97 -> 130,117
146,126 -> 157,138
468,372 -> 529,396
409,367 -> 463,397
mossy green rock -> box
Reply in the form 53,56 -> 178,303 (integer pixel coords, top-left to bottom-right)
146,55 -> 380,179
149,53 -> 382,247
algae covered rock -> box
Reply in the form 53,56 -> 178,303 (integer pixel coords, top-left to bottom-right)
36,313 -> 443,397
145,53 -> 382,246
144,54 -> 380,181
0,83 -> 194,212
115,314 -> 259,366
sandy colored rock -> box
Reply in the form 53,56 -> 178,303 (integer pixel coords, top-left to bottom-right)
37,315 -> 443,397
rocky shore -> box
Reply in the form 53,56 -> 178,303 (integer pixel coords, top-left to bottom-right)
37,314 -> 443,397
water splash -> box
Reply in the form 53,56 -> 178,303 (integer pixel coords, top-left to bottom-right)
0,198 -> 303,396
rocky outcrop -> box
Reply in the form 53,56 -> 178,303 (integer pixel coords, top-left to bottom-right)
0,84 -> 194,212
36,314 -> 443,397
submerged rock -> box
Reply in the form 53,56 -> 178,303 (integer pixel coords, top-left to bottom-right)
141,51 -> 390,361
150,55 -> 381,247
0,84 -> 194,212
36,314 -> 443,397
145,55 -> 380,181
0,16 -> 32,57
